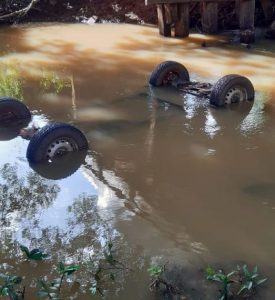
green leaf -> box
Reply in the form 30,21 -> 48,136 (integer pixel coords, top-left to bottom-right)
148,265 -> 164,278
29,249 -> 48,261
58,262 -> 65,273
243,265 -> 249,276
20,245 -> 30,258
227,271 -> 236,278
247,281 -> 253,290
60,264 -> 80,275
238,285 -> 248,295
21,246 -> 48,261
1,287 -> 9,296
256,278 -> 267,286
206,266 -> 215,278
89,286 -> 97,295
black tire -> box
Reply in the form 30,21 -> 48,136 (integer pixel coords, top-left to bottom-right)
210,75 -> 255,107
29,150 -> 87,180
149,61 -> 190,87
0,97 -> 31,126
0,126 -> 21,141
27,123 -> 89,163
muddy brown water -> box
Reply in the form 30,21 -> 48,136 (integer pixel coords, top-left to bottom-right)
0,23 -> 275,299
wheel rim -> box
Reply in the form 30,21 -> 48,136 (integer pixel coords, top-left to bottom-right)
46,138 -> 78,160
225,86 -> 247,104
163,71 -> 180,86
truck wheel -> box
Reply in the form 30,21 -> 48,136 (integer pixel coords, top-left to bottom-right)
29,150 -> 87,180
0,97 -> 31,126
27,123 -> 88,163
149,61 -> 190,87
210,75 -> 255,107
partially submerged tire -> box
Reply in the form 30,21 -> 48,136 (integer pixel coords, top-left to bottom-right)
149,61 -> 190,87
29,150 -> 87,180
27,123 -> 89,163
0,97 -> 31,126
210,75 -> 255,107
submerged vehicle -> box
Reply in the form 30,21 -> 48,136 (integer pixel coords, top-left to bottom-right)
149,61 -> 255,107
0,62 -> 255,169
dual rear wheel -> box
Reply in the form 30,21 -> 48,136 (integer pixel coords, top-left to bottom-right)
149,61 -> 255,107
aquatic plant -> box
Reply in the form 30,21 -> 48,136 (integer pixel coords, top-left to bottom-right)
237,265 -> 267,297
89,242 -> 130,296
20,245 -> 48,261
206,266 -> 236,300
148,264 -> 165,279
148,263 -> 183,296
206,264 -> 268,300
40,71 -> 71,94
0,66 -> 23,100
37,262 -> 80,299
0,273 -> 25,300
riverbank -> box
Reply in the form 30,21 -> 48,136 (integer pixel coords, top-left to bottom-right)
0,0 -> 273,29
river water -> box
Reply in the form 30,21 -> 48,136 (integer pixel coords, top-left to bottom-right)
0,23 -> 274,299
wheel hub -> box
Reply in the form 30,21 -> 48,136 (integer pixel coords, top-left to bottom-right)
225,87 -> 247,104
163,71 -> 180,86
46,139 -> 75,160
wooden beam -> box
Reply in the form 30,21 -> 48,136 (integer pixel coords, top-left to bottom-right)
175,3 -> 190,37
164,4 -> 173,24
239,0 -> 255,30
157,4 -> 172,36
170,3 -> 178,21
202,2 -> 218,34
235,0 -> 240,20
146,0 -> 231,5
260,0 -> 274,22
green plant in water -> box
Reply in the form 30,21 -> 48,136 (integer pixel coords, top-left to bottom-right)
37,262 -> 80,299
148,263 -> 182,296
89,242 -> 129,296
206,266 -> 236,300
20,245 -> 48,261
237,265 -> 267,296
0,273 -> 24,300
0,67 -> 23,99
40,71 -> 71,94
148,264 -> 164,279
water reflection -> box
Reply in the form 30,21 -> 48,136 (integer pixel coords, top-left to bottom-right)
0,163 -> 60,229
204,109 -> 220,138
149,84 -> 258,139
29,150 -> 87,180
0,23 -> 274,298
